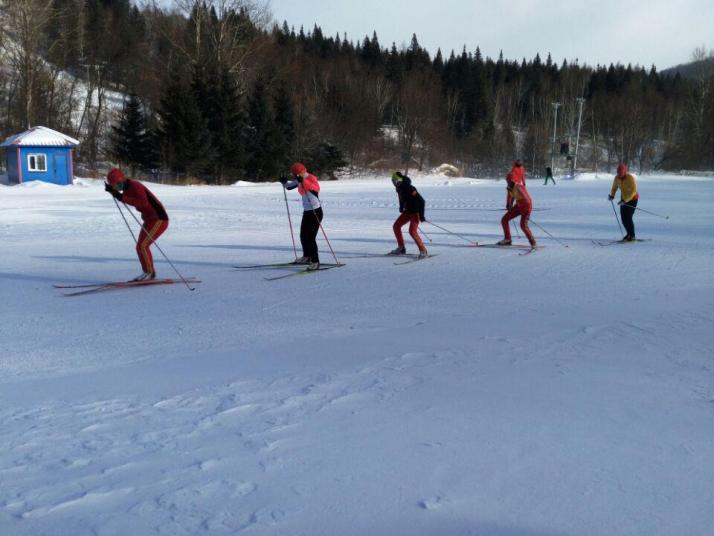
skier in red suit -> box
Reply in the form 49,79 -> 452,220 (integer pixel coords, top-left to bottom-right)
105,168 -> 169,280
499,170 -> 536,247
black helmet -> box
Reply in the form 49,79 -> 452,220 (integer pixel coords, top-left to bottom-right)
391,171 -> 411,188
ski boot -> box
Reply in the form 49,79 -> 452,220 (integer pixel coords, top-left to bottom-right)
132,271 -> 156,282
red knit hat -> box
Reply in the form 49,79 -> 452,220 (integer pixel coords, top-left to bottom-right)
106,168 -> 126,185
291,162 -> 307,176
616,163 -> 628,178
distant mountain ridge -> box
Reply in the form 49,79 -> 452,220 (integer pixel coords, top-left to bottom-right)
662,57 -> 714,79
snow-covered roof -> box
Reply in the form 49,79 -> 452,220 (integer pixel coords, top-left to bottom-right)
0,126 -> 79,147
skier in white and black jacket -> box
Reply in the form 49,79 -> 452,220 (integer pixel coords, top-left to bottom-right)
280,162 -> 323,270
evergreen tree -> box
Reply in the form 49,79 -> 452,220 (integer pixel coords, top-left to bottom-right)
271,83 -> 296,173
109,93 -> 151,174
244,75 -> 277,181
304,141 -> 348,179
197,64 -> 247,183
433,48 -> 444,74
157,68 -> 213,179
386,43 -> 403,82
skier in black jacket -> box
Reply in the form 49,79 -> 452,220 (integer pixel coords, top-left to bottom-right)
389,171 -> 428,257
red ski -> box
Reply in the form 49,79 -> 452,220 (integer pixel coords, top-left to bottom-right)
56,277 -> 200,297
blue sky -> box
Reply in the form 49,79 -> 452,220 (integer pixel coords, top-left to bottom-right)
267,0 -> 713,69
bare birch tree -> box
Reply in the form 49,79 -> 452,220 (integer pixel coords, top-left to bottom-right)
0,0 -> 56,128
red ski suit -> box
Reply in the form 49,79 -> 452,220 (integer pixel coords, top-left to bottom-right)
501,180 -> 535,246
121,180 -> 169,274
506,163 -> 526,207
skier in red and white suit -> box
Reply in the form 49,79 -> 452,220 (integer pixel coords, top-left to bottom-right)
280,162 -> 323,270
105,168 -> 169,281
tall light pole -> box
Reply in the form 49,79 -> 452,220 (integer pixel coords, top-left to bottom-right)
550,102 -> 561,172
572,97 -> 586,176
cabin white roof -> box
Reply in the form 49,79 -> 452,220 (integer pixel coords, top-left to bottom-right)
1,126 -> 79,147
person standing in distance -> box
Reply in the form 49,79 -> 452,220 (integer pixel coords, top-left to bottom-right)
544,166 -> 556,185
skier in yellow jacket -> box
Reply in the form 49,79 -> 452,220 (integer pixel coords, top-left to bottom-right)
608,163 -> 639,241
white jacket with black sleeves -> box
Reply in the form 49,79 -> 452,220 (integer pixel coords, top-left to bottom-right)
286,173 -> 321,211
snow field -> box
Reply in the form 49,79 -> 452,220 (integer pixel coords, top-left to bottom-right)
1,175 -> 713,535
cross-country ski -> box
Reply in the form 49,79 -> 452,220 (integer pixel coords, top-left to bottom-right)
59,278 -> 202,296
264,263 -> 345,280
518,246 -> 544,256
53,277 -> 201,289
473,243 -> 544,250
592,238 -> 653,246
233,261 -> 304,270
393,253 -> 439,265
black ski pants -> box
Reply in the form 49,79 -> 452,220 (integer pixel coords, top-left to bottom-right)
620,198 -> 637,238
300,207 -> 323,263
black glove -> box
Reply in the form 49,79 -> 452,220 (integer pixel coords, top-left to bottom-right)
110,189 -> 123,201
618,200 -> 624,206
420,214 -> 426,223
608,194 -> 614,201
296,175 -> 304,183
279,175 -> 288,185
105,183 -> 122,200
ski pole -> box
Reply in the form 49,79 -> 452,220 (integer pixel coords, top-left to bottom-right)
418,227 -> 433,243
300,190 -> 342,265
311,207 -> 342,265
120,200 -> 196,291
112,194 -> 138,245
610,199 -> 624,235
512,220 -> 521,239
529,218 -> 569,248
621,203 -> 670,220
425,220 -> 478,245
281,183 -> 298,260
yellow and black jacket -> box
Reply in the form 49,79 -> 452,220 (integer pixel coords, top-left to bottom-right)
610,174 -> 639,203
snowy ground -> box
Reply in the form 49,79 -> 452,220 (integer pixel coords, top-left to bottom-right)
1,173 -> 713,535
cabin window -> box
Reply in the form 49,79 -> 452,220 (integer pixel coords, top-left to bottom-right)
28,154 -> 47,172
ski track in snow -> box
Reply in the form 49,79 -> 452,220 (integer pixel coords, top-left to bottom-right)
1,175 -> 713,535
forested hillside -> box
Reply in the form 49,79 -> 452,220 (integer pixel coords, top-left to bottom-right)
0,0 -> 712,182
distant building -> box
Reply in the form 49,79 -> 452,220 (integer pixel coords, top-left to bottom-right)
1,126 -> 79,185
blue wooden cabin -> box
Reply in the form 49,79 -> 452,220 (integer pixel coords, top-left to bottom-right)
1,126 -> 79,185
